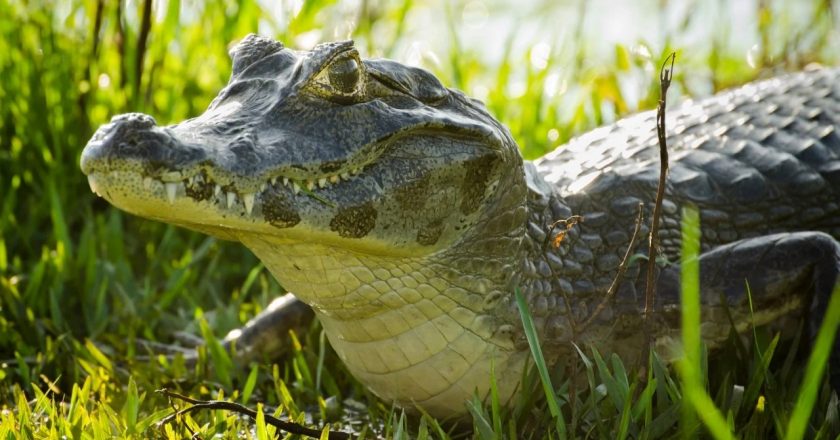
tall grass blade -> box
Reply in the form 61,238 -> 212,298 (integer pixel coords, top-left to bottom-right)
785,283 -> 840,440
514,287 -> 567,438
467,395 -> 495,439
678,204 -> 736,439
489,356 -> 503,435
122,376 -> 140,435
196,308 -> 233,388
241,364 -> 259,404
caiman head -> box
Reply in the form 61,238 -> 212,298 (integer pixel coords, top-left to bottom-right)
80,35 -> 532,416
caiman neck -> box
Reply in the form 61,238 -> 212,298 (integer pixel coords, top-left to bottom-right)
238,232 -> 531,417
505,163 -> 585,355
235,161 -> 536,417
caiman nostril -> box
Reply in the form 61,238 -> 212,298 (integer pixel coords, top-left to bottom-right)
81,110 -> 205,176
110,112 -> 157,129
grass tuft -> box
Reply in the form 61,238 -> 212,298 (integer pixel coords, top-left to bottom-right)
677,204 -> 737,439
786,283 -> 840,440
515,287 -> 567,437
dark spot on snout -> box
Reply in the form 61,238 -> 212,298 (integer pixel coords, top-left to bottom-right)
142,161 -> 171,176
185,177 -> 215,201
460,153 -> 496,215
262,192 -> 301,228
416,219 -> 444,245
319,160 -> 344,174
395,176 -> 430,211
330,202 -> 377,238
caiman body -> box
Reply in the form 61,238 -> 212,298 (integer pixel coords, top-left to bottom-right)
80,35 -> 840,417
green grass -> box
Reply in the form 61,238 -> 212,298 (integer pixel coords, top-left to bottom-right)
677,205 -> 735,439
2,0 -> 840,438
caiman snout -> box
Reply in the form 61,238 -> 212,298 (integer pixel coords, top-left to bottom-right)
88,113 -> 158,148
80,112 -> 205,177
80,113 -> 157,174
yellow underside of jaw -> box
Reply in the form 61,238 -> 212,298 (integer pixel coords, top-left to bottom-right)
87,158 -> 365,215
85,169 -> 270,240
86,168 -> 435,257
238,235 -> 522,417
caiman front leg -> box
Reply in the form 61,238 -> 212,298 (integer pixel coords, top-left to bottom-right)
223,293 -> 315,363
133,294 -> 312,365
655,231 -> 840,389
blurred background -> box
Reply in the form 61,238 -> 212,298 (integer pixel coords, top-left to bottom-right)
1,0 -> 838,434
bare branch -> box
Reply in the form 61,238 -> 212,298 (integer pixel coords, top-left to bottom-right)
643,52 -> 676,342
156,388 -> 354,440
579,202 -> 645,332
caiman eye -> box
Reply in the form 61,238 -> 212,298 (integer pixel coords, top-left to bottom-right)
309,51 -> 365,102
328,57 -> 360,94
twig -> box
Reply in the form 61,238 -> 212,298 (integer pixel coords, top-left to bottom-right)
164,390 -> 198,438
114,0 -> 126,88
552,205 -> 641,415
156,389 -> 354,439
579,202 -> 645,332
134,0 -> 152,98
77,0 -> 103,131
643,53 -> 676,345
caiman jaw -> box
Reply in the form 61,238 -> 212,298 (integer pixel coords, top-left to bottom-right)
85,164 -> 366,216
80,109 -> 378,220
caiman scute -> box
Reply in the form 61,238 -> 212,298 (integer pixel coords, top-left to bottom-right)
80,35 -> 840,417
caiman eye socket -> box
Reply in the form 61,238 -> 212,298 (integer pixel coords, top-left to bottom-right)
328,57 -> 360,94
309,51 -> 365,102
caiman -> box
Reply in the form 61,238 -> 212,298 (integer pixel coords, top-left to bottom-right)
80,35 -> 840,418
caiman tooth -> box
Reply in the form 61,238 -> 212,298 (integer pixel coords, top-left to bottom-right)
292,182 -> 301,194
242,193 -> 255,215
270,177 -> 277,185
318,177 -> 327,188
260,183 -> 267,192
329,175 -> 339,183
226,192 -> 236,209
87,175 -> 100,196
340,172 -> 350,180
306,180 -> 314,191
165,182 -> 178,204
283,177 -> 289,186
214,185 -> 222,196
143,177 -> 153,190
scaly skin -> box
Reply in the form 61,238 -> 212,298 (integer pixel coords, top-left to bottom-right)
80,35 -> 840,417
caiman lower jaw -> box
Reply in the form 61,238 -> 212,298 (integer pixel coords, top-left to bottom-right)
84,168 -> 430,257
85,161 -> 366,216
84,170 -> 278,244
86,169 -> 264,241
